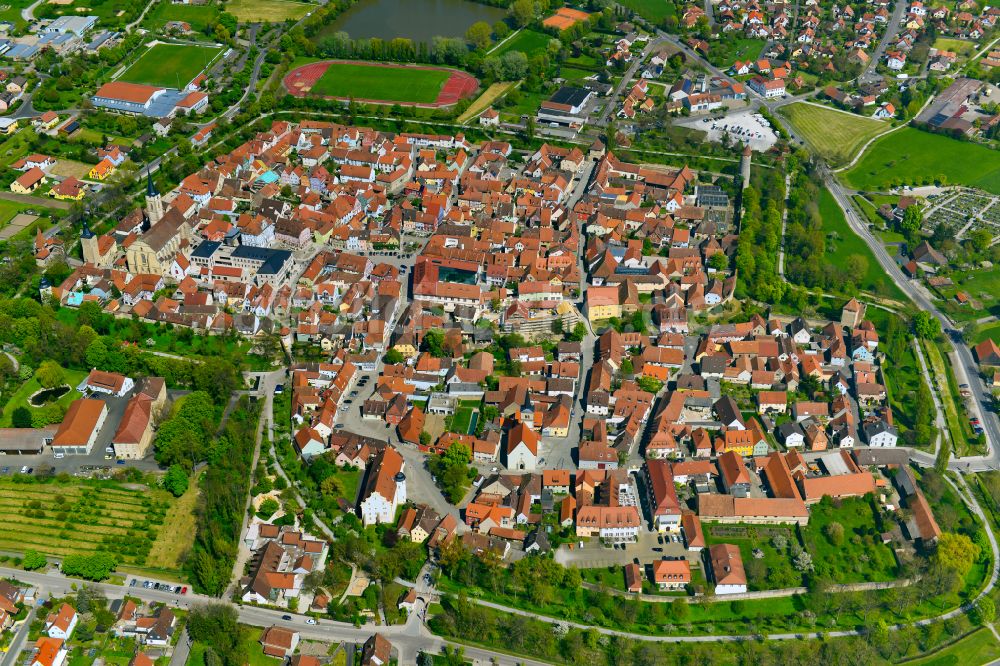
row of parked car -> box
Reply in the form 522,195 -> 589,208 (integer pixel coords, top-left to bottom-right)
130,579 -> 187,594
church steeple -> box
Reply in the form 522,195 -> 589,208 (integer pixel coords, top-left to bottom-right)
145,166 -> 164,224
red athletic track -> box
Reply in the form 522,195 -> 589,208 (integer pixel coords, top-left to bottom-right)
283,60 -> 479,107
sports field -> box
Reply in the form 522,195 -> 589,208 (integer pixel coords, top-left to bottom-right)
226,0 -> 313,21
782,102 -> 888,167
286,60 -> 477,105
843,127 -> 1000,194
118,43 -> 223,89
312,62 -> 448,102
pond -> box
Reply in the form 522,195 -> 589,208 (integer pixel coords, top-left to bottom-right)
322,0 -> 507,44
30,385 -> 69,406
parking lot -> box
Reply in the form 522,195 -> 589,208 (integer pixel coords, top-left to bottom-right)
679,109 -> 779,151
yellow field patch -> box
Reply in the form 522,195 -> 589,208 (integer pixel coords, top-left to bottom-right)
458,81 -> 518,124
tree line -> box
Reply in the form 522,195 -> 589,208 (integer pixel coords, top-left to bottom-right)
185,397 -> 259,596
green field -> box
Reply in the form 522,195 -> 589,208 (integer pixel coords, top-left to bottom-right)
618,0 -> 676,23
819,187 -> 907,300
309,62 -> 450,103
975,321 -> 1000,345
225,0 -> 314,21
904,628 -> 1000,666
783,103 -> 889,167
801,497 -> 898,583
843,127 -> 1000,194
118,43 -> 223,88
936,265 -> 1000,322
145,1 -> 221,33
0,478 -> 179,569
491,29 -> 552,58
0,0 -> 35,30
0,366 -> 87,428
932,37 -> 977,57
707,37 -> 764,67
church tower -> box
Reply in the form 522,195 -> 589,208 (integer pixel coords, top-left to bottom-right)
145,168 -> 164,224
80,218 -> 98,265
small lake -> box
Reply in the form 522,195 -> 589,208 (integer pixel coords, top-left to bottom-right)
322,0 -> 507,44
30,385 -> 69,406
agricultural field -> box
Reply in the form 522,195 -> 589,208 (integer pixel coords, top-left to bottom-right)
842,127 -> 1000,194
144,1 -> 221,33
782,103 -> 888,167
225,0 -> 314,22
819,187 -> 907,300
0,478 -> 181,568
310,62 -> 449,103
117,43 -> 223,89
490,29 -> 551,58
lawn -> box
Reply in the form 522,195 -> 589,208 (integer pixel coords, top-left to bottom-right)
498,89 -> 547,121
322,466 -> 363,505
801,497 -> 898,583
842,127 -> 1000,194
782,102 -> 888,167
0,365 -> 87,428
310,62 -> 450,103
0,478 -> 174,568
932,38 -> 977,57
974,321 -> 1000,345
904,628 -> 1000,666
867,308 -> 924,434
0,199 -> 41,227
225,0 -> 314,22
144,1 -> 221,33
450,406 -> 477,435
707,37 -> 765,68
0,0 -> 35,30
490,29 -> 551,58
618,0 -> 677,23
118,43 -> 224,89
818,186 -> 907,300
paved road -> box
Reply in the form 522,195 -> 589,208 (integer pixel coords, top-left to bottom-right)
0,606 -> 35,666
862,0 -> 908,83
820,166 -> 1000,468
0,566 -> 549,666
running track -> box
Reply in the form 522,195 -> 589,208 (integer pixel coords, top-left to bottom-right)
283,60 -> 478,107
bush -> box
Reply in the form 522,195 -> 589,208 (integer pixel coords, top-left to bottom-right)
22,550 -> 46,571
